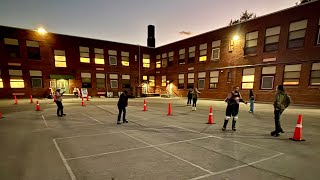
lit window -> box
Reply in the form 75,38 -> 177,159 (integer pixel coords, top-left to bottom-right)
245,31 -> 258,55
0,78 -> 3,88
156,55 -> 161,68
143,54 -> 150,68
54,50 -> 67,67
79,46 -> 90,63
210,71 -> 219,89
187,73 -> 194,89
242,68 -> 255,89
162,76 -> 166,87
94,48 -> 104,65
199,43 -> 207,62
178,74 -> 184,89
9,69 -> 24,88
283,64 -> 301,85
288,20 -> 307,49
121,51 -> 130,66
311,63 -> 320,85
149,76 -> 155,87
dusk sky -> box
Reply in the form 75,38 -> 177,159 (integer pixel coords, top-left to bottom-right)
0,0 -> 298,46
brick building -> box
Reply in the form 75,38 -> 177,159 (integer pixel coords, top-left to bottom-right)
0,1 -> 320,104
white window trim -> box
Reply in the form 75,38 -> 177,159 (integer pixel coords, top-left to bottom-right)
109,56 -> 117,65
110,80 -> 118,89
261,76 -> 275,90
31,78 -> 43,88
211,48 -> 220,61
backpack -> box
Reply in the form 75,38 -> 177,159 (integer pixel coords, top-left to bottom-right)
278,93 -> 291,109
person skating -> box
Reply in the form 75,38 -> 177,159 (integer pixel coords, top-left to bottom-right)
249,89 -> 254,113
187,88 -> 192,106
55,88 -> 66,117
117,90 -> 129,124
192,88 -> 200,111
271,85 -> 291,137
222,86 -> 247,131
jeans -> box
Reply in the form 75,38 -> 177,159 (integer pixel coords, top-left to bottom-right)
274,109 -> 283,133
117,105 -> 126,122
55,101 -> 63,115
250,100 -> 254,112
192,98 -> 197,107
187,97 -> 192,105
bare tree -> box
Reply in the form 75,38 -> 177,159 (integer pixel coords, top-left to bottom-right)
229,10 -> 257,25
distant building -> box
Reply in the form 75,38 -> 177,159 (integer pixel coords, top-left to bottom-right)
0,1 -> 319,104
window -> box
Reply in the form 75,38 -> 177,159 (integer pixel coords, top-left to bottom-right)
9,69 -> 24,88
81,72 -> 92,88
210,71 -> 219,89
79,46 -> 90,63
198,72 -> 206,89
122,75 -> 131,89
245,31 -> 258,55
261,66 -> 276,89
110,74 -> 118,88
168,51 -> 174,66
162,76 -> 166,87
149,76 -> 155,87
156,55 -> 161,68
199,43 -> 207,62
96,73 -> 106,88
121,51 -> 129,66
188,46 -> 195,63
311,63 -> 320,85
162,53 -> 167,68
211,40 -> 221,61
265,26 -> 280,52
143,54 -> 150,68
283,64 -> 301,85
109,50 -> 117,65
227,72 -> 232,83
30,70 -> 42,88
26,40 -> 40,60
4,38 -> 20,58
94,48 -> 104,65
0,70 -> 3,88
178,74 -> 184,89
288,20 -> 307,49
179,49 -> 185,65
187,73 -> 194,89
242,68 -> 255,89
54,50 -> 67,67
317,18 -> 320,45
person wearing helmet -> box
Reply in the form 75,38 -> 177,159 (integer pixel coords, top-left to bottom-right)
55,88 -> 66,117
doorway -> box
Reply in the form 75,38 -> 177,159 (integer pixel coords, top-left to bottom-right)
57,79 -> 69,94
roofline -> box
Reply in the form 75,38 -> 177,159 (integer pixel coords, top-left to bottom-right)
157,0 -> 319,48
0,25 -> 152,49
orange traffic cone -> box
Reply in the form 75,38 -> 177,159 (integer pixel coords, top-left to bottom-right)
30,95 -> 34,104
167,102 -> 172,116
143,99 -> 147,111
81,97 -> 85,106
86,94 -> 89,101
35,101 -> 40,111
207,106 -> 215,124
14,95 -> 18,105
290,114 -> 305,141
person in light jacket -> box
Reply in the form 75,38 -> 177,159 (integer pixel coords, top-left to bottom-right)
192,88 -> 200,111
55,88 -> 66,117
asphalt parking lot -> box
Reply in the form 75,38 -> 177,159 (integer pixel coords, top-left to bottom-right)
0,97 -> 319,180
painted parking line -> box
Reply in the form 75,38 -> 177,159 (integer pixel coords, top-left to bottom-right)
53,139 -> 76,180
81,112 -> 104,124
32,123 -> 104,133
41,115 -> 48,128
65,136 -> 213,161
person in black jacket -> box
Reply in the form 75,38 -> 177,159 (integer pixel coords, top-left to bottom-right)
187,88 -> 192,106
249,89 -> 254,113
117,90 -> 129,124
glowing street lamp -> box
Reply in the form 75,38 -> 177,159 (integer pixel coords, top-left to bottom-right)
37,27 -> 47,35
233,35 -> 240,41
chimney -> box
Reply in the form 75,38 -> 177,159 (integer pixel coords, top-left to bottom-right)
147,25 -> 155,48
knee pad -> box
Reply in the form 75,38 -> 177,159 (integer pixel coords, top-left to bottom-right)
225,116 -> 231,120
233,116 -> 238,121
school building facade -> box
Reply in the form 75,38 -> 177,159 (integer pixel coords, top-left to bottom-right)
0,1 -> 320,104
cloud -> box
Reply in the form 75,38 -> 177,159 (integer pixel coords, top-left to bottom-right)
179,31 -> 192,35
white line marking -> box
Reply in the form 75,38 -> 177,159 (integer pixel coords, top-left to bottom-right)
122,132 -> 213,174
41,115 -> 49,128
32,123 -> 104,133
128,113 -> 148,120
169,125 -> 282,154
66,136 -> 213,161
189,153 -> 284,180
55,126 -> 171,140
53,139 -> 76,180
81,113 -> 104,124
44,113 -> 78,117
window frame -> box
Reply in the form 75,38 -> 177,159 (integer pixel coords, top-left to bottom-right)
94,48 -> 105,65
26,40 -> 41,60
261,76 -> 275,90
310,63 -> 320,86
178,74 -> 184,89
31,77 -> 43,88
264,26 -> 280,52
209,71 -> 219,89
110,80 -> 118,89
283,64 -> 301,86
4,38 -> 20,58
244,31 -> 258,55
211,48 -> 220,61
288,20 -> 308,49
109,56 -> 118,65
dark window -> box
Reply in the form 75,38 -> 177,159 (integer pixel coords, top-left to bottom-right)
122,79 -> 130,89
198,79 -> 205,89
261,76 -> 274,89
5,45 -> 20,58
28,47 -> 41,60
96,78 -> 105,88
227,72 -> 232,82
82,78 -> 92,88
31,78 -> 42,88
245,31 -> 258,55
288,20 -> 307,49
